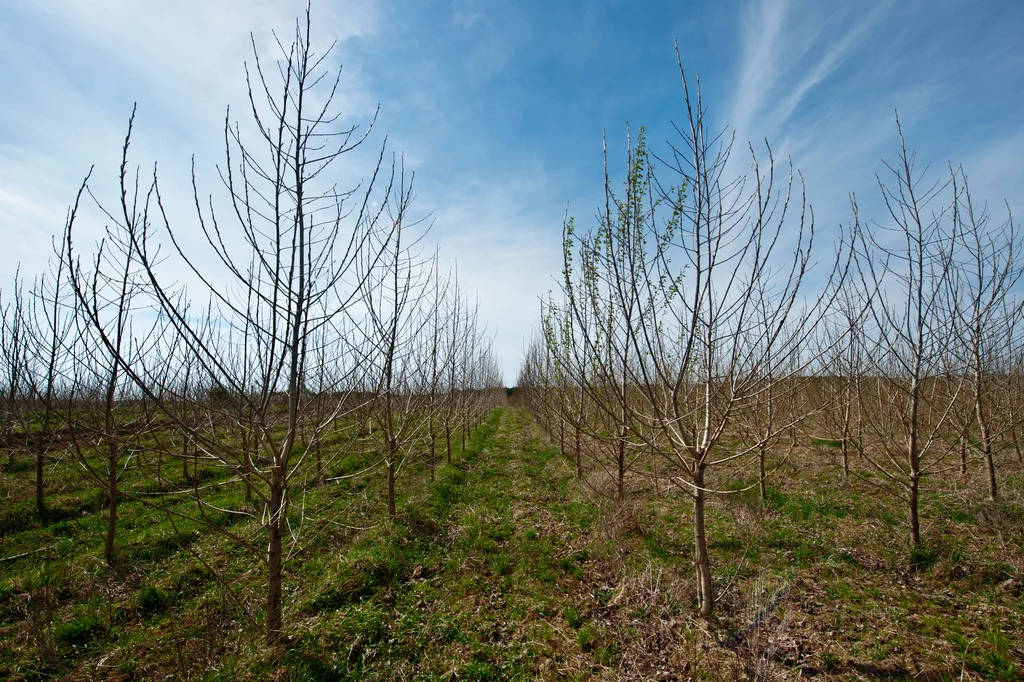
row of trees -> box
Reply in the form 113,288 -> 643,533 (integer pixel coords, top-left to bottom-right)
0,10 -> 504,645
516,57 -> 1023,619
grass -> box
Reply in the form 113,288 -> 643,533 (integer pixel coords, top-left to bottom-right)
1,407 -> 1023,679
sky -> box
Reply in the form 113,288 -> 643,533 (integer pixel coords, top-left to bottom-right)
2,0 -> 1023,385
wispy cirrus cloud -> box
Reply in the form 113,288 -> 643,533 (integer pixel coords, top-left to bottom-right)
729,0 -> 897,148
720,0 -> 1024,242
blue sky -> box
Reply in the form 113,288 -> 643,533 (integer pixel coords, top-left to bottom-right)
2,0 -> 1023,384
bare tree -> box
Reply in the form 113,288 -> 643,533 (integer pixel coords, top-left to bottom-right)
359,162 -> 433,519
946,170 -> 1023,500
439,277 -> 495,462
22,233 -> 77,517
0,270 -> 29,445
544,128 -> 663,506
65,129 -> 158,566
852,115 -> 964,547
67,8 -> 393,644
542,59 -> 840,617
810,276 -> 872,480
417,256 -> 454,482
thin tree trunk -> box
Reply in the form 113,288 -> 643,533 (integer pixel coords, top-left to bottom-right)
909,367 -> 922,547
573,421 -> 581,480
429,431 -> 436,483
266,472 -> 284,645
616,430 -> 625,504
387,439 -> 397,519
975,397 -> 997,500
758,441 -> 767,500
909,474 -> 921,547
445,424 -> 452,464
183,434 -> 191,482
103,395 -> 118,566
983,442 -> 997,501
105,457 -> 117,566
693,463 -> 713,617
841,383 -> 852,478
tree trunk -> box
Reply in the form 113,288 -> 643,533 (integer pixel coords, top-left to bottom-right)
429,431 -> 436,483
387,439 -> 397,519
983,441 -> 997,501
105,456 -> 117,566
183,434 -> 191,482
693,464 -> 713,617
616,434 -> 625,505
1011,422 -> 1023,463
976,400 -> 997,500
908,374 -> 921,547
445,424 -> 452,464
559,418 -> 565,459
266,474 -> 284,646
573,422 -> 581,480
758,441 -> 767,500
841,386 -> 851,478
908,475 -> 921,547
103,374 -> 119,566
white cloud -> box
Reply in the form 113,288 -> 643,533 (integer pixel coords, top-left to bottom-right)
426,170 -> 567,385
0,1 -> 383,289
730,0 -> 791,138
773,2 -> 890,128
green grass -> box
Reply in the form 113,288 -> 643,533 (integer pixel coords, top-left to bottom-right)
54,613 -> 104,645
1,407 -> 1023,680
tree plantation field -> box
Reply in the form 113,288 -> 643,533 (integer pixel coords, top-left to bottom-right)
1,407 -> 1022,680
3,4 -> 1024,681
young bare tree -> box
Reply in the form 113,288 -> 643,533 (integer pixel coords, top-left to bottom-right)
742,284 -> 806,500
946,170 -> 1023,500
542,59 -> 841,617
852,116 -> 964,547
809,277 -> 872,480
23,234 -> 77,517
65,137 -> 158,566
543,128 -> 664,506
359,162 -> 433,519
440,278 -> 494,462
67,8 -> 394,644
1007,342 -> 1024,463
415,256 -> 455,482
0,270 -> 29,445
531,306 -> 591,481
